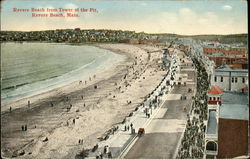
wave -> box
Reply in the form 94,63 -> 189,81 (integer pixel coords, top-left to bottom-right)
1,48 -> 126,101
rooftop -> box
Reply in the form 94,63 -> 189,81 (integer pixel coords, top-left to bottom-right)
207,110 -> 217,134
220,91 -> 249,120
221,91 -> 248,105
208,52 -> 225,57
208,86 -> 223,95
215,64 -> 248,73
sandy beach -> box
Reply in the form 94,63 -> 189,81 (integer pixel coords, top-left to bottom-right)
1,43 -> 168,159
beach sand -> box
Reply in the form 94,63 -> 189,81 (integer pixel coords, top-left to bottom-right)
1,44 -> 167,158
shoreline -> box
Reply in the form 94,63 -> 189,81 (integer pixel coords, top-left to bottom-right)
1,43 -> 167,159
1,43 -> 129,113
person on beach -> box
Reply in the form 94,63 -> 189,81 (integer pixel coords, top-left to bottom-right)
9,106 -> 12,112
24,125 -> 27,131
21,125 -> 24,131
73,119 -> 75,124
78,139 -> 83,144
104,146 -> 107,154
130,123 -> 133,129
28,100 -> 30,107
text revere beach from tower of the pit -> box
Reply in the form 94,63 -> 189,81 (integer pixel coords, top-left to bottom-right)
12,7 -> 98,18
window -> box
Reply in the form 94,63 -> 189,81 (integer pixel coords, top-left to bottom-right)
242,77 -> 245,83
213,97 -> 216,100
232,77 -> 234,83
235,77 -> 238,83
217,97 -> 220,100
209,97 -> 212,100
214,76 -> 217,82
221,76 -> 223,82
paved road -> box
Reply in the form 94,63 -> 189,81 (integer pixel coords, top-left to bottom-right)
125,52 -> 196,159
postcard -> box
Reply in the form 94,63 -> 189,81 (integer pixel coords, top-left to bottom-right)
0,0 -> 248,159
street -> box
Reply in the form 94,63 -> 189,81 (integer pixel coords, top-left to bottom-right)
124,51 -> 196,159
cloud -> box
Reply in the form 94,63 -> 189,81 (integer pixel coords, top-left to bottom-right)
140,2 -> 148,6
178,8 -> 198,25
64,3 -> 78,9
63,4 -> 79,22
222,5 -> 232,10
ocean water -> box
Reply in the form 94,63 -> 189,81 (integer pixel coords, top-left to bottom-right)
1,42 -> 126,101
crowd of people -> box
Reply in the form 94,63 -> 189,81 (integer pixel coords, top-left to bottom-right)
176,57 -> 209,159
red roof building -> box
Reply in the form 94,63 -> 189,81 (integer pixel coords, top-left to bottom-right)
208,86 -> 223,94
207,86 -> 223,105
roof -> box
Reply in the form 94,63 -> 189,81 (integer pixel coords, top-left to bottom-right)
220,104 -> 249,120
207,110 -> 217,134
221,91 -> 248,105
208,52 -> 225,57
214,71 -> 248,77
217,64 -> 232,70
219,91 -> 249,120
208,86 -> 223,95
214,65 -> 248,76
215,64 -> 248,72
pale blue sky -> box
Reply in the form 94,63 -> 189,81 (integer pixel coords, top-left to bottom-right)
1,0 -> 248,35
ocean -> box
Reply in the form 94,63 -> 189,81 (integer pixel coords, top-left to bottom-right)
1,42 -> 126,101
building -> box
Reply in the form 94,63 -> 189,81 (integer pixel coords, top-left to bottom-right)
205,89 -> 249,159
203,47 -> 247,57
210,65 -> 248,92
119,39 -> 140,44
205,86 -> 222,159
217,91 -> 249,158
207,86 -> 223,105
207,53 -> 248,69
139,40 -> 160,44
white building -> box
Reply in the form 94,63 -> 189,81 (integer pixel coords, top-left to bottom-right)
210,65 -> 248,92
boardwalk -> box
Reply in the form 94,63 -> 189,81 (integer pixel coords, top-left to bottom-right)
125,51 -> 196,159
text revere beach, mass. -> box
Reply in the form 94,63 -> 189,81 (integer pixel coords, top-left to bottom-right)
12,8 -> 98,17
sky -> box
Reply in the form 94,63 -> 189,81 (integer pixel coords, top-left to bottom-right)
0,0 -> 248,35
